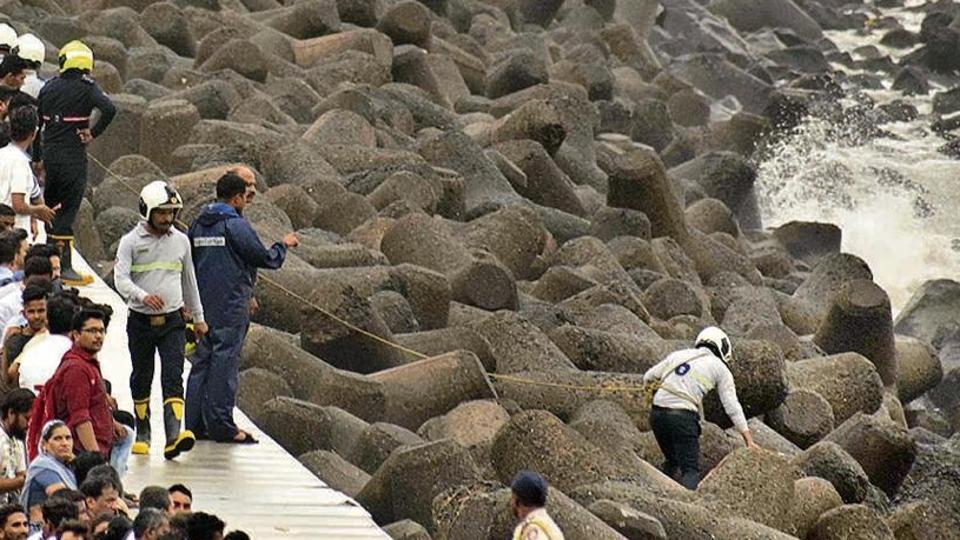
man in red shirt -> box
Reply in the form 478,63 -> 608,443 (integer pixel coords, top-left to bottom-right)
48,309 -> 132,475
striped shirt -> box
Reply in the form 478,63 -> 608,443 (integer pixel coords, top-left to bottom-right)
114,222 -> 204,322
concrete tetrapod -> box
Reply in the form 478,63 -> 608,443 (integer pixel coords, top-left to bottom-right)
765,389 -> 835,449
786,352 -> 884,425
368,350 -> 496,431
700,339 -> 789,427
492,369 -> 650,427
895,335 -> 942,404
548,325 -> 669,373
298,278 -> 411,373
491,140 -> 587,217
823,412 -> 917,497
772,221 -> 842,266
298,450 -> 370,499
490,410 -> 634,493
791,477 -> 844,539
794,441 -> 872,505
393,327 -> 496,371
258,397 -> 369,459
470,310 -> 578,374
459,205 -> 547,281
698,448 -> 801,533
604,146 -> 689,243
807,504 -> 895,540
814,279 -> 898,387
241,324 -> 387,422
252,262 -> 449,339
894,278 -> 960,349
380,213 -> 518,310
358,439 -> 485,532
794,253 -> 874,322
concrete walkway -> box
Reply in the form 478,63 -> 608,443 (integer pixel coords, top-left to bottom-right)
72,254 -> 389,539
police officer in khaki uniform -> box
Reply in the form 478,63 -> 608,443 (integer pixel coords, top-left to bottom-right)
511,471 -> 564,540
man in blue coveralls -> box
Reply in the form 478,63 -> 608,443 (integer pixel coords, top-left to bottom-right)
185,173 -> 298,444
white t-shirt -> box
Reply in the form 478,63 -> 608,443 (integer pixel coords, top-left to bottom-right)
0,143 -> 35,235
21,73 -> 44,100
17,333 -> 71,394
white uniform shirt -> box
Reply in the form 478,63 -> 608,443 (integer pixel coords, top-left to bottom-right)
0,143 -> 36,236
17,333 -> 71,393
114,222 -> 205,321
643,347 -> 749,433
21,72 -> 44,99
512,508 -> 564,540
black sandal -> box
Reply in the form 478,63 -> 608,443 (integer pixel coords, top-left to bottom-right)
224,430 -> 259,444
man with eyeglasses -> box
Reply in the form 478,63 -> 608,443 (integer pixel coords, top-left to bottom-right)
42,309 -> 134,476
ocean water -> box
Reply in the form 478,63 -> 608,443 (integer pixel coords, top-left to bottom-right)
754,0 -> 960,313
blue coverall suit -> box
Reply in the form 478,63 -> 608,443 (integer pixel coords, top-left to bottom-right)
185,202 -> 287,441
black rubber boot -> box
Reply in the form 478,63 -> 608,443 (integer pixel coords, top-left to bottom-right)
132,399 -> 150,455
50,235 -> 93,286
164,398 -> 196,460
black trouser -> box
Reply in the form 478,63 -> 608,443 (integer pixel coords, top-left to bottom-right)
650,405 -> 701,490
127,310 -> 187,402
43,157 -> 87,236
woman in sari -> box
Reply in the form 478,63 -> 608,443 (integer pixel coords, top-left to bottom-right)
20,420 -> 76,524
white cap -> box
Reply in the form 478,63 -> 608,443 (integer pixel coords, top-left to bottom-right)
14,33 -> 44,65
0,23 -> 16,51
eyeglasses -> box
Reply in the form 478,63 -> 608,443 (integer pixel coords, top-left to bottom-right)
80,327 -> 105,335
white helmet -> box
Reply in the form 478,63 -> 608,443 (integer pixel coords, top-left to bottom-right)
695,326 -> 733,363
138,180 -> 183,221
14,34 -> 44,65
0,24 -> 16,52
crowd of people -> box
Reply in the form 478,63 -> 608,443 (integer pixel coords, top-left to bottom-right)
0,470 -> 250,539
0,22 -> 310,539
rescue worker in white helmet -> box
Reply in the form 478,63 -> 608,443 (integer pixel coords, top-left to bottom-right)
35,40 -> 115,286
113,181 -> 207,460
13,34 -> 45,99
0,23 -> 16,59
643,326 -> 757,490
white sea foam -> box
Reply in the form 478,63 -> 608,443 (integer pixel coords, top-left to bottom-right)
756,4 -> 960,312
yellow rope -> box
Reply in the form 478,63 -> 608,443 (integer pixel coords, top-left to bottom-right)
85,153 -> 650,395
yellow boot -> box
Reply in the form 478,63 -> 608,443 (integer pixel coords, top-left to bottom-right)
50,235 -> 94,286
132,399 -> 150,455
164,398 -> 196,460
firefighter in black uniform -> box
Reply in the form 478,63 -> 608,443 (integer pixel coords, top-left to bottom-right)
34,40 -> 115,285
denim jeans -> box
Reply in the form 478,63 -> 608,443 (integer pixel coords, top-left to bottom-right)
109,425 -> 135,478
